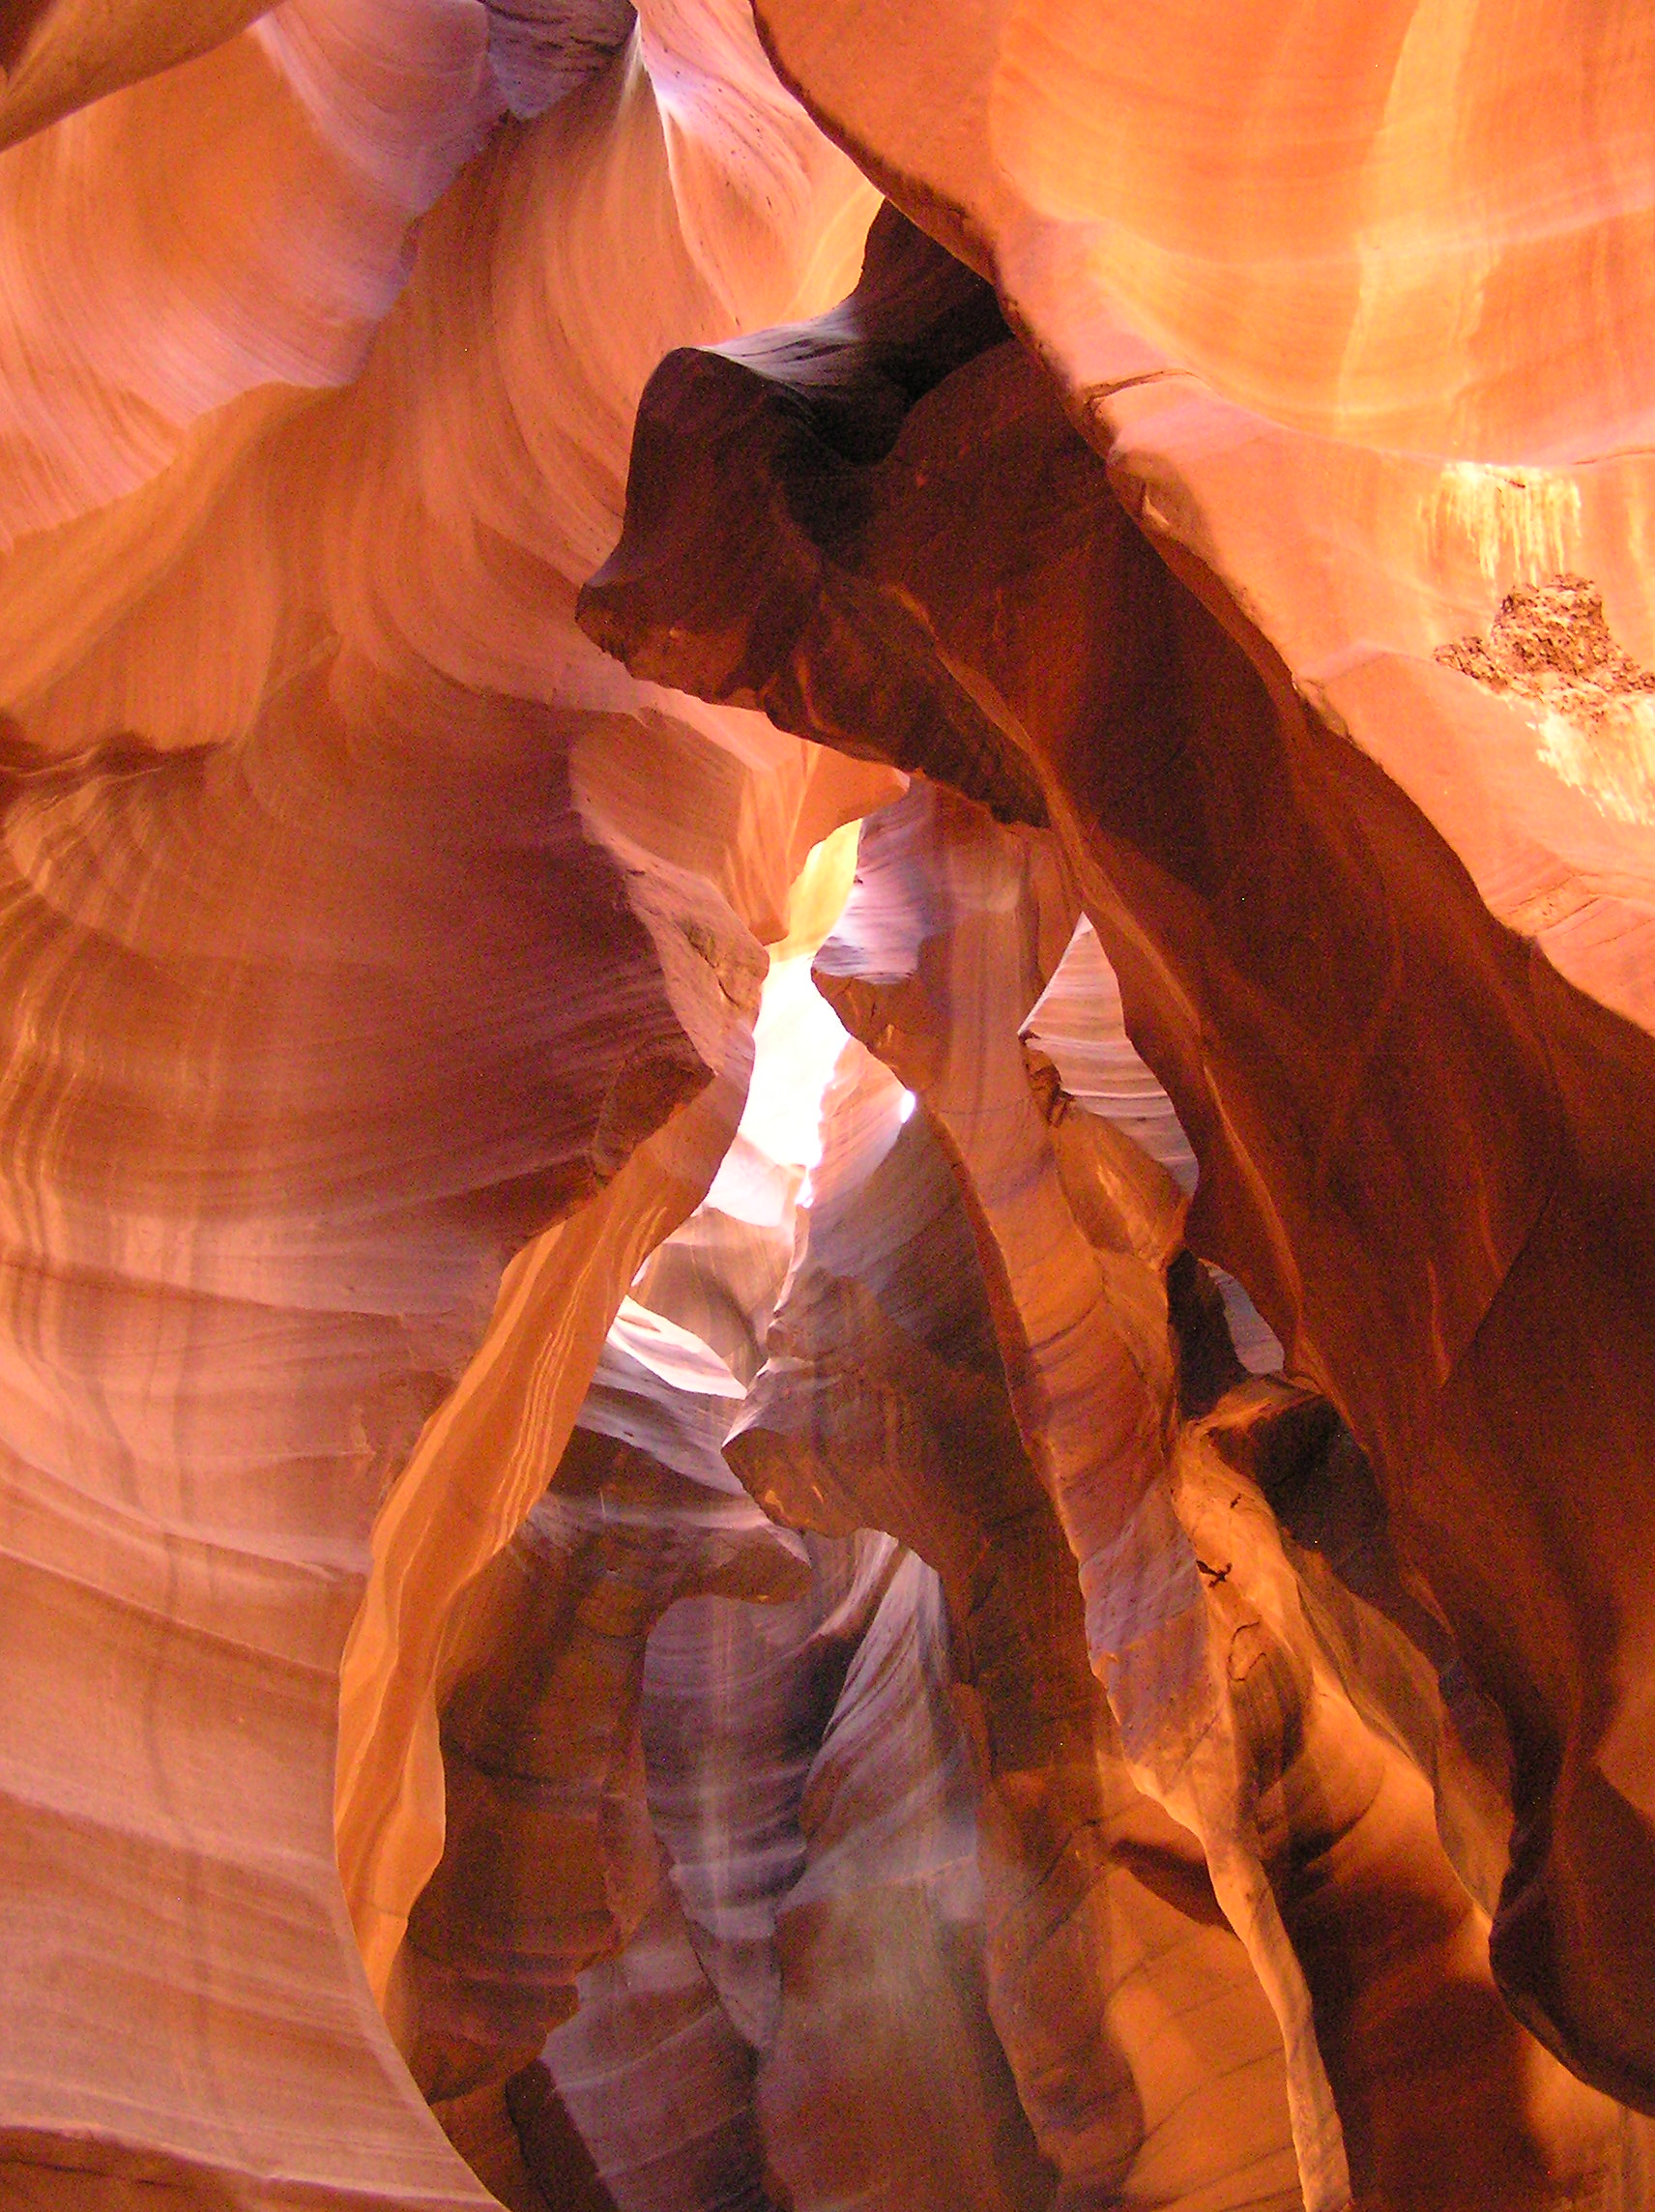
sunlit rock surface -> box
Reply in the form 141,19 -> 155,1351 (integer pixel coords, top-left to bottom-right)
1,2 -> 1653,2209
586,195 -> 1655,2126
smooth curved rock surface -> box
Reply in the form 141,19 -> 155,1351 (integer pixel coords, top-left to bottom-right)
4,1 -> 1655,2208
795,781 -> 1634,2210
0,6 -> 882,2203
748,0 -> 1655,463
584,200 -> 1655,2117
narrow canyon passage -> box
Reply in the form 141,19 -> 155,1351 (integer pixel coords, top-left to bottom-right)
0,3 -> 1653,2210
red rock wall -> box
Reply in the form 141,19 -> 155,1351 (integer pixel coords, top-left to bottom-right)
2,5 -> 1654,2210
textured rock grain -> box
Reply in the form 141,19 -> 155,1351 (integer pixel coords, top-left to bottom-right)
3,2 -> 1655,2207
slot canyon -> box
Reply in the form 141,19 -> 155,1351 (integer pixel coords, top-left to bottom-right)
0,0 -> 1653,2206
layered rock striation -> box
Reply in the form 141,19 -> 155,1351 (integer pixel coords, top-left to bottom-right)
0,2 -> 1653,2209
585,195 -> 1655,2126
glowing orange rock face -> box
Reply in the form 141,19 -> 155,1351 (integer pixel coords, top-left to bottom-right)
0,6 -> 882,2202
752,0 -> 1655,464
585,194 -> 1655,2143
3,2 -> 1655,2209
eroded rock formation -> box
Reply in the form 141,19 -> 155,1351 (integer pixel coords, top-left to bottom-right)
585,196 -> 1655,2124
1,2 -> 1653,2209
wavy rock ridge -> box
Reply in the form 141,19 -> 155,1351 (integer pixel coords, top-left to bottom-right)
0,3 -> 1653,2210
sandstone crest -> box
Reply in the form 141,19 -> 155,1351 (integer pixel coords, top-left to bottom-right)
0,4 -> 1652,2211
